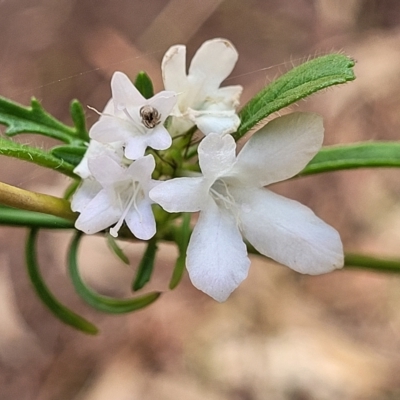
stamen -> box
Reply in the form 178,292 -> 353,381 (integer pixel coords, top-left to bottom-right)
210,187 -> 235,209
210,179 -> 242,227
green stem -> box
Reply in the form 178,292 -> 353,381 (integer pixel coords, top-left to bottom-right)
344,253 -> 400,273
0,182 -> 76,221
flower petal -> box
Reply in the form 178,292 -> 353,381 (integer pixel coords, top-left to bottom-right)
89,115 -> 132,143
149,177 -> 207,212
146,125 -> 172,151
74,140 -> 124,179
124,136 -> 149,160
211,85 -> 243,109
193,110 -> 240,136
75,190 -> 120,235
125,200 -> 156,240
186,198 -> 250,302
88,155 -> 125,186
162,45 -> 189,93
111,71 -> 144,109
188,38 -> 239,90
233,187 -> 344,274
71,179 -> 101,212
126,154 -> 155,182
198,133 -> 236,179
148,91 -> 177,120
232,113 -> 324,186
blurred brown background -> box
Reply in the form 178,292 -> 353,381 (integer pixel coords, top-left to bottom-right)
1,0 -> 400,399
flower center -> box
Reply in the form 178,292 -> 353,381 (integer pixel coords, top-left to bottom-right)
109,179 -> 143,237
210,179 -> 236,211
140,105 -> 161,129
210,179 -> 241,227
116,104 -> 146,134
210,179 -> 251,226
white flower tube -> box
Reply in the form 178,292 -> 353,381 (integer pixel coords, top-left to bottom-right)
150,113 -> 344,301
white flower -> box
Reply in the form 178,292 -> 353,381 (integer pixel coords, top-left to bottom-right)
162,38 -> 242,136
150,113 -> 344,302
73,139 -> 125,179
72,153 -> 158,240
74,100 -> 125,179
90,71 -> 177,160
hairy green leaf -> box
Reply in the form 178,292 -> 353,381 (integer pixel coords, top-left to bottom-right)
0,136 -> 76,178
69,233 -> 161,313
235,54 -> 355,140
26,229 -> 98,334
0,96 -> 77,142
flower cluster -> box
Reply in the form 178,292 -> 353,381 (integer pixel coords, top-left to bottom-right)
72,38 -> 344,301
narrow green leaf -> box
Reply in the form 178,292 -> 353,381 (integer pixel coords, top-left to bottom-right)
345,253 -> 400,273
0,136 -> 76,178
0,206 -> 75,228
0,96 -> 76,142
69,233 -> 161,313
235,54 -> 355,140
64,180 -> 80,201
70,100 -> 89,141
26,229 -> 98,334
134,71 -> 154,99
132,238 -> 158,291
299,142 -> 400,176
51,145 -> 87,167
169,213 -> 191,289
106,234 -> 130,265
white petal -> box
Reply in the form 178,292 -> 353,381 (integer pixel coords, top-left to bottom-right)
88,155 -> 125,186
193,111 -> 240,136
74,140 -> 124,179
186,198 -> 250,302
146,125 -> 172,151
75,190 -> 120,234
198,133 -> 236,179
111,71 -> 144,109
148,91 -> 177,120
232,113 -> 324,186
124,136 -> 148,160
161,45 -> 189,93
126,155 -> 155,182
125,200 -> 156,240
233,187 -> 344,274
71,179 -> 101,212
211,85 -> 243,109
149,177 -> 207,212
101,98 -> 114,115
188,38 -> 238,91
89,116 -> 132,143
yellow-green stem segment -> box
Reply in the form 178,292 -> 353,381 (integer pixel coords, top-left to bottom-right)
0,181 -> 76,221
